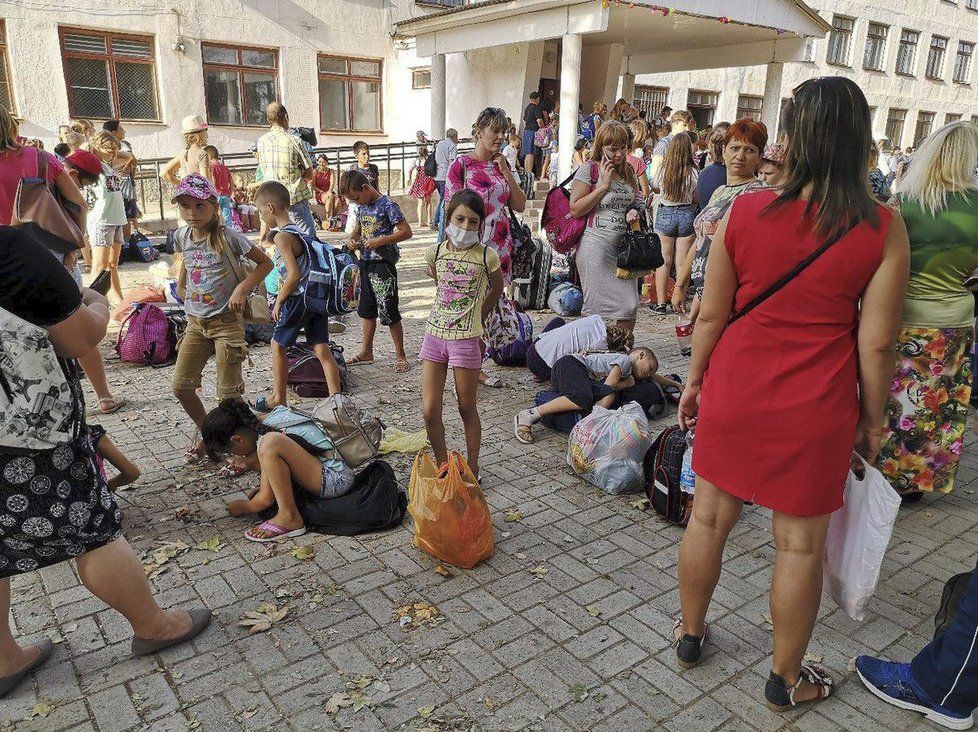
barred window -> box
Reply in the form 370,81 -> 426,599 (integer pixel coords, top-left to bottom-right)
0,22 -> 13,114
954,41 -> 974,83
914,111 -> 935,144
202,43 -> 278,127
412,68 -> 431,90
926,36 -> 949,79
826,15 -> 855,66
736,95 -> 763,121
59,28 -> 159,121
634,85 -> 669,117
885,108 -> 907,147
863,23 -> 889,71
318,55 -> 383,133
896,30 -> 920,75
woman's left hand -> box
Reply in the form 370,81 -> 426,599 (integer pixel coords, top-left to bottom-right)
625,209 -> 639,225
491,153 -> 510,175
228,283 -> 248,313
677,383 -> 701,431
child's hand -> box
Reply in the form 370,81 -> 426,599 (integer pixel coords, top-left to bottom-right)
271,300 -> 282,323
228,283 -> 249,313
363,238 -> 383,251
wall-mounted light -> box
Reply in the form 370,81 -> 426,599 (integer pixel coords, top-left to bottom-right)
171,38 -> 187,53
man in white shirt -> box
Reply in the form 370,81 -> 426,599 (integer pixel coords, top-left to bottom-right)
433,128 -> 458,231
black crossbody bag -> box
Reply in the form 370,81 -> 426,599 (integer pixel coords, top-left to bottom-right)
728,220 -> 858,325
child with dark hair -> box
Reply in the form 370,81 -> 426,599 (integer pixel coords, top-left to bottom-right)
350,141 -> 379,189
339,170 -> 413,373
201,399 -> 353,542
421,189 -> 504,480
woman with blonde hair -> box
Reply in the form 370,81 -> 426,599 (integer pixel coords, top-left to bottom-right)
627,118 -> 651,198
162,115 -> 211,186
877,121 -> 978,500
569,120 -> 646,330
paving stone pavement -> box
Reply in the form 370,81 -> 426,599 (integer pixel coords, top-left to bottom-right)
1,229 -> 975,732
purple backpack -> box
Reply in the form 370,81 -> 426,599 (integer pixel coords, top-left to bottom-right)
287,343 -> 348,397
116,303 -> 175,366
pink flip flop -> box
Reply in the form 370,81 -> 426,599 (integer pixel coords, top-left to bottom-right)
244,520 -> 307,543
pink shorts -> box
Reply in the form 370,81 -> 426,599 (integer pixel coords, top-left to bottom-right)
419,334 -> 483,370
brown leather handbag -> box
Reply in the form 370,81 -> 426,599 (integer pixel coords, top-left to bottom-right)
11,147 -> 85,255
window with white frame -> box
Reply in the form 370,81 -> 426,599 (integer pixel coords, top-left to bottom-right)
411,68 -> 431,90
914,111 -> 935,143
954,41 -> 974,83
885,108 -> 907,146
202,43 -> 278,127
896,29 -> 920,75
863,22 -> 889,71
317,55 -> 383,133
826,15 -> 855,66
736,95 -> 763,121
926,36 -> 949,79
946,113 -> 963,124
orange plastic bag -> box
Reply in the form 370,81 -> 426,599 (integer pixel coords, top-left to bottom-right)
111,285 -> 166,322
408,451 -> 494,569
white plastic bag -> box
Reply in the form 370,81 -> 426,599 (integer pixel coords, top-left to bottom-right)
567,402 -> 653,495
823,453 -> 901,621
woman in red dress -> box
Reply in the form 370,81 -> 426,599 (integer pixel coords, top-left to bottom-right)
674,77 -> 910,712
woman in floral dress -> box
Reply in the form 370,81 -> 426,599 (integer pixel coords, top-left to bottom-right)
878,122 -> 978,499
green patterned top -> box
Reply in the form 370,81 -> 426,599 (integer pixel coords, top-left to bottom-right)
896,190 -> 978,328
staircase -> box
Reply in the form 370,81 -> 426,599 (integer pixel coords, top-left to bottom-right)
523,178 -> 551,237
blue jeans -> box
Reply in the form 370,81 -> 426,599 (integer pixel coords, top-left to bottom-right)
911,559 -> 978,716
434,180 -> 447,242
288,200 -> 317,239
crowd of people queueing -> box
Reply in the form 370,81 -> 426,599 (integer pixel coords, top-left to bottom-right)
0,78 -> 976,729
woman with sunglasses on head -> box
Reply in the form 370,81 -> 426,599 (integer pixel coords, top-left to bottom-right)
673,77 -> 909,711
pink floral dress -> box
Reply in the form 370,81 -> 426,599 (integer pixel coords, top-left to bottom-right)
445,155 -> 515,284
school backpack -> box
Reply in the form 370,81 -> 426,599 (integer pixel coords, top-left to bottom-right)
934,571 -> 972,639
533,127 -> 550,149
289,460 -> 407,536
424,150 -> 439,178
116,303 -> 176,366
643,426 -> 692,526
122,232 -> 159,263
534,390 -> 582,434
513,236 -> 553,311
580,113 -> 599,141
280,224 -> 360,316
547,282 -> 583,317
310,394 -> 384,469
0,305 -> 75,450
287,343 -> 348,398
489,309 -> 533,367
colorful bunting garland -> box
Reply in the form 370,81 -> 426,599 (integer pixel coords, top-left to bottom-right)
599,0 -> 790,34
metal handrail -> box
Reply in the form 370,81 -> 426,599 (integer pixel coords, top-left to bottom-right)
134,136 -> 475,222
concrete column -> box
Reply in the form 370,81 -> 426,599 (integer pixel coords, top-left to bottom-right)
558,33 -> 582,181
430,53 -> 446,138
761,61 -> 784,138
619,72 -> 635,104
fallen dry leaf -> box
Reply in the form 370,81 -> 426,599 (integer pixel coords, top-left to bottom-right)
418,706 -> 435,719
325,691 -> 353,715
290,546 -> 315,561
586,604 -> 603,617
569,684 -> 589,702
195,536 -> 224,552
433,564 -> 454,578
142,540 -> 191,578
529,565 -> 550,577
505,509 -> 522,523
29,702 -> 53,719
803,651 -> 824,664
238,603 -> 289,634
393,601 -> 442,630
629,497 -> 650,511
761,612 -> 773,628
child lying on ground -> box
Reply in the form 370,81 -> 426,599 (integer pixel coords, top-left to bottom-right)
201,400 -> 354,542
514,347 -> 680,443
526,314 -> 634,382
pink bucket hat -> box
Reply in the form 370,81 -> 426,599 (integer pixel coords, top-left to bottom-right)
171,173 -> 218,203
762,143 -> 786,164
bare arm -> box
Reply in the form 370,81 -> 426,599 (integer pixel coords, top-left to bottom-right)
97,433 -> 141,491
228,244 -> 273,315
492,154 -> 526,212
855,213 -> 910,461
596,365 -> 623,409
638,170 -> 651,200
46,289 -> 110,358
273,233 -> 303,302
569,160 -> 613,219
161,155 -> 181,186
481,267 -> 504,321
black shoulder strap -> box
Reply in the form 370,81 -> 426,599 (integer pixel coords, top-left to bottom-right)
728,219 -> 859,325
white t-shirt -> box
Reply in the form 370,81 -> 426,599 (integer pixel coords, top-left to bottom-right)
503,145 -> 519,172
534,314 -> 607,367
434,138 -> 457,182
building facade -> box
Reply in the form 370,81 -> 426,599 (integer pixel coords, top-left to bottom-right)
633,0 -> 978,146
3,0 -> 432,155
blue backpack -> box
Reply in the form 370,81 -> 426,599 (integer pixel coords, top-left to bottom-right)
547,282 -> 583,317
278,225 -> 359,316
580,114 -> 599,141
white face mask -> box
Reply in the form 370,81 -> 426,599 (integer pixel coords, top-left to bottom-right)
446,223 -> 480,249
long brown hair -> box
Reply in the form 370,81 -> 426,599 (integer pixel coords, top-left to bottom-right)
591,121 -> 639,192
661,134 -> 695,201
629,119 -> 649,151
0,107 -> 20,151
767,77 -> 879,239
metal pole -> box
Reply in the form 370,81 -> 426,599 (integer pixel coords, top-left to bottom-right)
156,160 -> 164,222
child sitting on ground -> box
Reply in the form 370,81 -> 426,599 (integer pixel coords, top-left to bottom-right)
231,175 -> 259,231
250,180 -> 344,413
201,400 -> 354,542
421,190 -> 504,481
339,170 -> 413,373
514,347 -> 667,444
171,174 -> 274,464
526,314 -> 633,382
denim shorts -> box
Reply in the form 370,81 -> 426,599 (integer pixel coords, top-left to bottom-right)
272,294 -> 330,347
653,203 -> 697,238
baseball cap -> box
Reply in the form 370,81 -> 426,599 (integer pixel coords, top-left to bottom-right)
65,150 -> 103,177
171,173 -> 218,203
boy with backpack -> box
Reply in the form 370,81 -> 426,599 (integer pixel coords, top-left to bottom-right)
251,181 -> 344,412
339,170 -> 413,373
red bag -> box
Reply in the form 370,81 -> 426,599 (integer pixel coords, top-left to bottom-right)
541,161 -> 597,255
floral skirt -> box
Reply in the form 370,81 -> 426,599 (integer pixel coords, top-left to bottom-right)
0,429 -> 123,578
878,326 -> 974,494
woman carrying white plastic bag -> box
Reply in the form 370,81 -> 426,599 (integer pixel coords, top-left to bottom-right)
823,453 -> 902,621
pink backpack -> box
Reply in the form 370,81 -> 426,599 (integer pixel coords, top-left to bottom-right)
541,162 -> 597,255
116,303 -> 175,366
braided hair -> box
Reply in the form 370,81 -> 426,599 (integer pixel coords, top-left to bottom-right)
200,399 -> 270,461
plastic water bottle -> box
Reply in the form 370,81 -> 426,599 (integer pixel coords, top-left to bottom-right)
680,430 -> 696,495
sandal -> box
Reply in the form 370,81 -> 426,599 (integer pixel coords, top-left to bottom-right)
394,359 -> 411,374
347,355 -> 375,366
480,374 -> 503,389
218,459 -> 253,479
765,665 -> 834,712
514,412 -> 534,444
250,397 -> 274,414
184,445 -> 208,466
674,618 -> 707,669
98,396 -> 127,415
244,520 -> 307,543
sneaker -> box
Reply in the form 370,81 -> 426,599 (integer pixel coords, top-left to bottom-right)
648,303 -> 670,315
855,656 -> 974,730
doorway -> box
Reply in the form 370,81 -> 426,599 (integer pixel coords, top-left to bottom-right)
687,89 -> 718,129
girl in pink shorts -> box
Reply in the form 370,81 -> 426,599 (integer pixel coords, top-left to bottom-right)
420,190 -> 504,480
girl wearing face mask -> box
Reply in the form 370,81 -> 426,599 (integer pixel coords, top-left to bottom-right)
569,120 -> 647,332
420,191 -> 505,482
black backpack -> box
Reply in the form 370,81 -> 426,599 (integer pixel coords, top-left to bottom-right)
644,426 -> 692,526
935,571 -> 972,639
424,149 -> 438,178
292,461 -> 407,536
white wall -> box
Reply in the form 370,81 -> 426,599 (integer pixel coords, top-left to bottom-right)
633,0 -> 978,147
8,0 -> 430,157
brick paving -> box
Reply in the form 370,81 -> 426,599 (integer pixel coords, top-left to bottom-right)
1,228 -> 975,731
